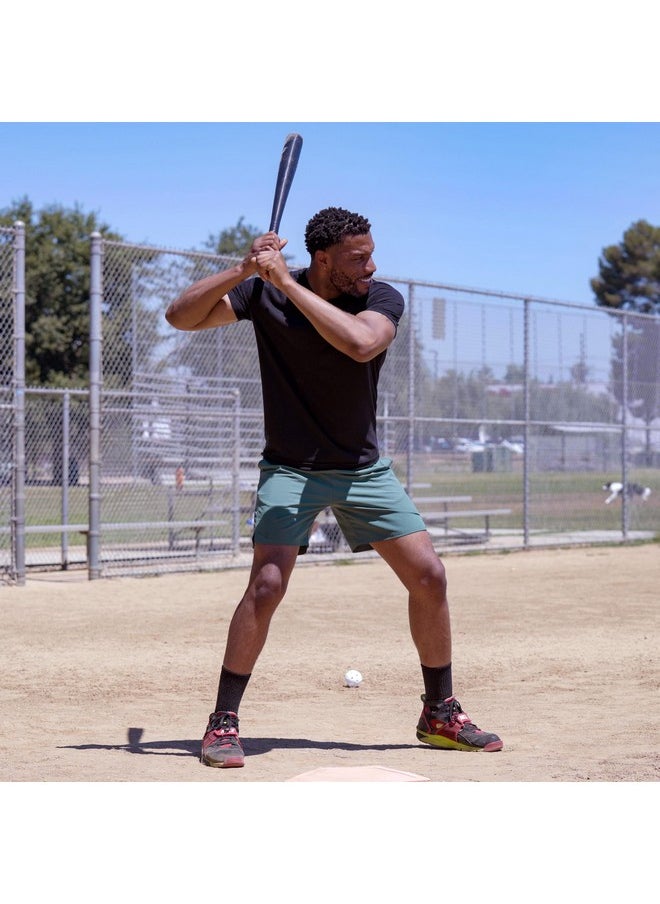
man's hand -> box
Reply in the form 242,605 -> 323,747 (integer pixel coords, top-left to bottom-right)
249,232 -> 287,257
253,234 -> 291,289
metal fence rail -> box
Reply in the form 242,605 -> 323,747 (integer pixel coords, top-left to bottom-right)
1,231 -> 658,583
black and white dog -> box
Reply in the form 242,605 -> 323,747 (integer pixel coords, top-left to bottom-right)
602,481 -> 652,504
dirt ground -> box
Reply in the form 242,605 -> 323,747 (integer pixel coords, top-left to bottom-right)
1,543 -> 658,783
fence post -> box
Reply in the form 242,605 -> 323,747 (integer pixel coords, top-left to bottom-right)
12,221 -> 26,585
231,389 -> 241,554
61,390 -> 70,569
522,298 -> 531,548
620,312 -> 629,539
406,282 -> 415,492
88,233 -> 102,579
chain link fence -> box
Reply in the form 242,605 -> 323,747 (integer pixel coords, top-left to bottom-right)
384,279 -> 659,550
86,239 -> 264,577
2,230 -> 658,582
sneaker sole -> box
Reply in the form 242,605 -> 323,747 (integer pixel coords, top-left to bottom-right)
201,753 -> 245,767
416,729 -> 503,752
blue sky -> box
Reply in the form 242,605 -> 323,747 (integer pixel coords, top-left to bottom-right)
2,121 -> 659,307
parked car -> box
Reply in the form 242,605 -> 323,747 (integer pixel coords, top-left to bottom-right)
500,438 -> 524,454
429,437 -> 453,451
454,438 -> 485,453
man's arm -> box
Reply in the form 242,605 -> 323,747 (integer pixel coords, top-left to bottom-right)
164,264 -> 244,331
165,233 -> 286,331
255,249 -> 395,362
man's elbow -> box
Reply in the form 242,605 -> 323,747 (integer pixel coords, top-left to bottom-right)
164,310 -> 182,330
349,340 -> 386,363
353,328 -> 394,362
165,301 -> 192,331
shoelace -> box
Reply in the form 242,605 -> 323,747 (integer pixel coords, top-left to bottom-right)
445,698 -> 480,730
209,713 -> 238,734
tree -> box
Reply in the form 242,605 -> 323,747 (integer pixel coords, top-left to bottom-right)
609,315 -> 660,464
504,364 -> 525,384
0,199 -> 125,483
204,215 -> 295,262
591,220 -> 660,460
591,219 -> 660,314
0,197 -> 124,386
569,359 -> 589,384
204,216 -> 261,257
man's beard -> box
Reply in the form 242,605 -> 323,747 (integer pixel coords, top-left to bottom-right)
329,267 -> 371,297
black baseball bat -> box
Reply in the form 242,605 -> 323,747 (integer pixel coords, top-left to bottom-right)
268,133 -> 303,233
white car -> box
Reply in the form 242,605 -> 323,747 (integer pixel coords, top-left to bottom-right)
454,439 -> 485,453
500,439 -> 524,454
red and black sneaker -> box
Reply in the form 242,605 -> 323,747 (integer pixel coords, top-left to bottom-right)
201,711 -> 245,767
416,695 -> 503,752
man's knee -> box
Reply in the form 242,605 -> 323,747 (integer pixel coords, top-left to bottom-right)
251,562 -> 291,609
417,555 -> 447,597
248,546 -> 298,608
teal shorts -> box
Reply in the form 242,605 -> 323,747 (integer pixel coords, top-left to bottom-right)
252,457 -> 426,554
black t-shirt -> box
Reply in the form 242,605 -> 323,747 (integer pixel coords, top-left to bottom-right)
229,269 -> 404,470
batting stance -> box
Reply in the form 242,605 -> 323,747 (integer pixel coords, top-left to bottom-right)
165,207 -> 503,767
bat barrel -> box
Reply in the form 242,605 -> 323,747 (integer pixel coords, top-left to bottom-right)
269,133 -> 303,233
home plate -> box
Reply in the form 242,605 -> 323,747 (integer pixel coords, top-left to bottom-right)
286,765 -> 430,782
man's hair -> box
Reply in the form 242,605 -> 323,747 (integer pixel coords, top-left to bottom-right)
304,207 -> 371,255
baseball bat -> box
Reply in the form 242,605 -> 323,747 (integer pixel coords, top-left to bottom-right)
268,132 -> 303,233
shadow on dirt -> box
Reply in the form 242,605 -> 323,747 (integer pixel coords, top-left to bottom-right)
56,727 -> 421,758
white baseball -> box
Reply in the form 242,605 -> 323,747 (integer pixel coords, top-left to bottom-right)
343,669 -> 363,687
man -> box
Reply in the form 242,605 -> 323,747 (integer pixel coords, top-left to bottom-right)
165,206 -> 502,767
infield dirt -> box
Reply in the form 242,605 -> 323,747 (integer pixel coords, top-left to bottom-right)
1,543 -> 658,783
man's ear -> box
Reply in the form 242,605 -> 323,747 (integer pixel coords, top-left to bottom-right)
315,249 -> 330,271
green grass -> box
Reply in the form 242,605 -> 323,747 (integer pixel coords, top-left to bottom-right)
407,462 -> 658,533
5,483 -> 253,548
4,465 -> 658,550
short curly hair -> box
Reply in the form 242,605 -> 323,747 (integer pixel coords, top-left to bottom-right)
304,207 -> 371,255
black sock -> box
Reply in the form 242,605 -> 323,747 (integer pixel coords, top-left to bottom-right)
214,666 -> 251,714
421,662 -> 453,702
